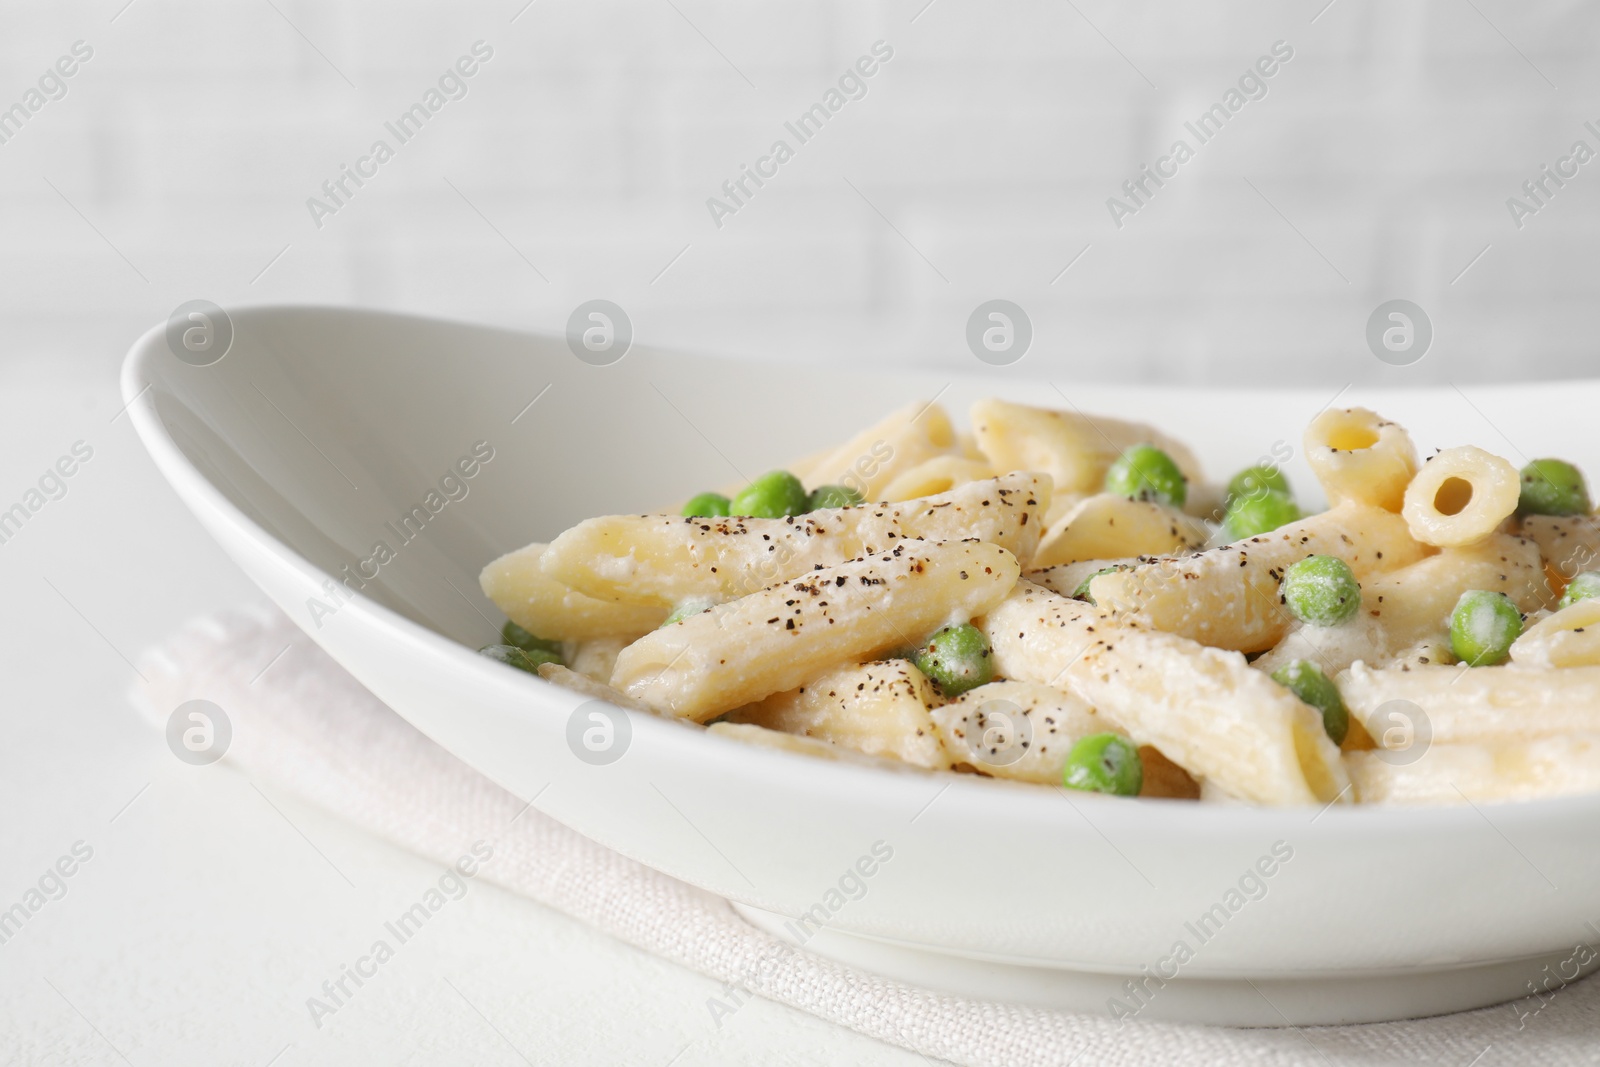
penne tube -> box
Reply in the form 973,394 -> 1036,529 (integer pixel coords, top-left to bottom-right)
612,540 -> 1020,721
1510,598 -> 1600,668
926,679 -> 1201,797
969,398 -> 1204,503
1401,446 -> 1521,548
1028,558 -> 1140,600
1087,502 -> 1426,652
981,582 -> 1349,805
1304,407 -> 1419,512
929,680 -> 1111,784
730,659 -> 950,769
541,472 -> 1048,607
480,543 -> 668,642
879,455 -> 996,502
1347,736 -> 1600,804
792,400 -> 959,500
1042,493 -> 1088,529
1031,493 -> 1210,569
1362,533 -> 1551,640
1341,661 -> 1600,745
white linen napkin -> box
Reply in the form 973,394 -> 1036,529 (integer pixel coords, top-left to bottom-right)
130,605 -> 1600,1066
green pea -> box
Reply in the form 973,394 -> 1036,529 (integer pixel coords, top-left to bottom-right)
730,471 -> 808,518
682,492 -> 732,518
1450,590 -> 1523,666
1227,464 -> 1291,503
1281,554 -> 1361,627
1270,660 -> 1349,745
501,620 -> 562,657
911,623 -> 993,697
1072,566 -> 1123,605
1062,733 -> 1143,796
1224,489 -> 1302,540
807,484 -> 864,510
479,643 -> 559,673
1104,444 -> 1187,508
661,599 -> 714,627
1560,571 -> 1600,610
1517,459 -> 1591,517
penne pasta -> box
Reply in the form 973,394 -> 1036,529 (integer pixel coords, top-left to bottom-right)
1086,502 -> 1426,652
481,543 -> 668,642
1027,558 -> 1140,599
1031,493 -> 1210,569
1510,598 -> 1600,668
879,456 -> 996,502
1401,446 -> 1521,548
1341,661 -> 1600,746
1361,533 -> 1552,638
792,400 -> 959,500
612,540 -> 1020,721
1347,736 -> 1600,804
969,398 -> 1204,508
981,582 -> 1349,805
730,659 -> 950,769
541,473 -> 1048,607
929,680 -> 1111,784
927,679 -> 1198,797
1304,407 -> 1419,512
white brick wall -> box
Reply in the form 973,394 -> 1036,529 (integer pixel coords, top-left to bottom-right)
2,0 -> 1597,384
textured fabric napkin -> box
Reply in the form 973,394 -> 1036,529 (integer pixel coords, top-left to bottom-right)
130,605 -> 1600,1066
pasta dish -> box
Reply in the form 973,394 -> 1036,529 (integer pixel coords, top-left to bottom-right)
477,399 -> 1600,806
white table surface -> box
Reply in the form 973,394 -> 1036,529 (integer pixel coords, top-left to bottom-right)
0,361 -> 926,1066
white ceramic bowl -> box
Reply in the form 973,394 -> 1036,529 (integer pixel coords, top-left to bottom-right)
123,306 -> 1600,1026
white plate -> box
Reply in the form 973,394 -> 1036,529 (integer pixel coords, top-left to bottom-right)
123,305 -> 1600,1026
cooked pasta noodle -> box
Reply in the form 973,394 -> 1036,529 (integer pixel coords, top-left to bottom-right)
1401,446 -> 1520,548
1304,407 -> 1418,512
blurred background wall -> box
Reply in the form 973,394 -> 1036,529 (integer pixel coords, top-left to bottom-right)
1,0 -> 1596,386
